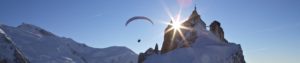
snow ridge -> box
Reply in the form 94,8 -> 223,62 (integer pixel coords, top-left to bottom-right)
0,24 -> 138,63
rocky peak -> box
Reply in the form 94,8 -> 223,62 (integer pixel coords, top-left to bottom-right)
160,9 -> 206,54
185,8 -> 206,31
189,7 -> 200,19
139,7 -> 245,63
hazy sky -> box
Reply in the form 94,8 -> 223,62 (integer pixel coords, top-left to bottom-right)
1,0 -> 300,63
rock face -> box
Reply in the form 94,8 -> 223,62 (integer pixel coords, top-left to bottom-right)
139,8 -> 246,63
160,22 -> 176,54
0,23 -> 138,63
209,21 -> 228,42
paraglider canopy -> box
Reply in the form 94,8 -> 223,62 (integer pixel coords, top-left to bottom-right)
125,16 -> 154,43
125,16 -> 154,26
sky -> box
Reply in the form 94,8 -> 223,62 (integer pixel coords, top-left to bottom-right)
0,0 -> 300,63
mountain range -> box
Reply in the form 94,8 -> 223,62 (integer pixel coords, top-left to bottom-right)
0,23 -> 137,63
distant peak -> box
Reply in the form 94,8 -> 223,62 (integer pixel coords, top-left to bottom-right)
17,23 -> 55,37
17,23 -> 42,30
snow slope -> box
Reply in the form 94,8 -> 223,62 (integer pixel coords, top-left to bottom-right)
0,23 -> 137,63
144,30 -> 244,63
0,26 -> 30,63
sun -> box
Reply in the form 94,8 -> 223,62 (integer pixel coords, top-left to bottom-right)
170,21 -> 182,30
164,19 -> 191,48
167,14 -> 188,32
166,20 -> 190,33
165,18 -> 189,41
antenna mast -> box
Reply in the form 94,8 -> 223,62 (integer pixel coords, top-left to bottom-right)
193,0 -> 198,10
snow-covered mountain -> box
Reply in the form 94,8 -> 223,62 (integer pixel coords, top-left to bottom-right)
138,8 -> 246,63
0,23 -> 137,63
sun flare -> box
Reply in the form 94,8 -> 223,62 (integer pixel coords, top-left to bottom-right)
160,2 -> 193,47
164,18 -> 189,43
170,21 -> 182,30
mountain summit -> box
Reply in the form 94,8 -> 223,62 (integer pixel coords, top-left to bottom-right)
138,9 -> 246,63
17,23 -> 56,37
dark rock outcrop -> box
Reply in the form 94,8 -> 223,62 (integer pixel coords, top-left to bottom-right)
138,48 -> 154,63
209,20 -> 228,42
138,43 -> 161,63
154,43 -> 159,54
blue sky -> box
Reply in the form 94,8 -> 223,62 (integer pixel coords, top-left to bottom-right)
1,0 -> 300,63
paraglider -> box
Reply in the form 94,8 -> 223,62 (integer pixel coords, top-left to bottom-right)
137,39 -> 141,43
125,16 -> 154,26
125,16 -> 154,43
